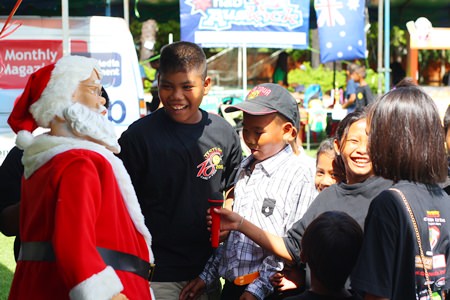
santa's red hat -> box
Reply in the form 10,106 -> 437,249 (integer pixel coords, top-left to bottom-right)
8,55 -> 101,134
8,64 -> 55,133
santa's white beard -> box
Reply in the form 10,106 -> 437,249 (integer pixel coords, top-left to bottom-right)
63,102 -> 120,153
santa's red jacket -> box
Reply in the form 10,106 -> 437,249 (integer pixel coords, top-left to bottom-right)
9,134 -> 153,300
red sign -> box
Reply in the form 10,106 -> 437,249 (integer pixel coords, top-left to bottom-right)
0,39 -> 88,89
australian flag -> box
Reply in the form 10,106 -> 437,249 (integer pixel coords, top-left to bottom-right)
314,0 -> 366,63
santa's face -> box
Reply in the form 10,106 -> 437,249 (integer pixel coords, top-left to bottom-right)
64,69 -> 119,153
72,69 -> 107,115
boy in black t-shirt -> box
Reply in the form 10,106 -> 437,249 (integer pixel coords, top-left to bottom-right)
285,211 -> 363,300
351,65 -> 374,110
118,41 -> 243,300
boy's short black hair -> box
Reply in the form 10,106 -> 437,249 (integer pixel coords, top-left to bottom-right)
346,62 -> 359,74
301,211 -> 363,292
316,138 -> 334,160
159,41 -> 207,80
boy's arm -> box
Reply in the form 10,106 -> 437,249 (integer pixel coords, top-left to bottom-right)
245,255 -> 284,300
239,218 -> 291,261
217,211 -> 293,262
342,93 -> 356,108
198,244 -> 224,289
342,79 -> 357,109
181,245 -> 224,299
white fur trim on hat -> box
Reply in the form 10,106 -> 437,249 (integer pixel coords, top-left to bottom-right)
69,266 -> 123,300
29,55 -> 101,129
16,130 -> 35,150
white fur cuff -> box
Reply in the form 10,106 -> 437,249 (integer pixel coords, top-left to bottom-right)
69,266 -> 123,300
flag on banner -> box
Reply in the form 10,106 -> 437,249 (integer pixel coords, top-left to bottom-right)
314,0 -> 366,63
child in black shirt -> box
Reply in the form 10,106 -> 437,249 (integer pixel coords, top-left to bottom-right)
351,65 -> 374,110
285,211 -> 362,300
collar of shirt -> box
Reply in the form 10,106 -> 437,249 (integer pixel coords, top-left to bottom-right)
240,144 -> 294,177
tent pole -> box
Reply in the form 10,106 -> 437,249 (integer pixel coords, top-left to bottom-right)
242,43 -> 247,96
238,47 -> 242,89
105,0 -> 111,16
123,0 -> 129,27
333,61 -> 336,89
61,0 -> 70,56
377,0 -> 383,96
384,0 -> 390,92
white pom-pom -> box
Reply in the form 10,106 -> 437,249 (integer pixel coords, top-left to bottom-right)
16,130 -> 35,149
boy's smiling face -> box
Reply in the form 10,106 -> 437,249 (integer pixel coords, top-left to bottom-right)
158,69 -> 211,124
242,112 -> 293,162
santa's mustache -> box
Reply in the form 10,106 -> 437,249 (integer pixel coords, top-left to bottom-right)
63,102 -> 120,153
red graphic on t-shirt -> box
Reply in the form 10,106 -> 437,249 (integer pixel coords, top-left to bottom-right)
197,148 -> 223,180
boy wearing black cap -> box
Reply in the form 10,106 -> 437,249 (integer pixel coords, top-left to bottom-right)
180,83 -> 317,300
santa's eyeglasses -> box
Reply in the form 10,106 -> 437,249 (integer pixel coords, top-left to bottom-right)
79,83 -> 103,97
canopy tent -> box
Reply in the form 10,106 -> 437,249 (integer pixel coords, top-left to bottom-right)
1,0 -> 449,28
1,0 -> 449,93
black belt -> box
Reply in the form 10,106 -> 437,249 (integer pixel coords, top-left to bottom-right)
19,241 -> 155,281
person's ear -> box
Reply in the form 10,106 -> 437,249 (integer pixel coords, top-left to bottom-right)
203,76 -> 212,95
282,122 -> 297,143
333,138 -> 341,155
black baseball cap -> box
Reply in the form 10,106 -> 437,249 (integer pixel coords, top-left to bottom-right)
225,83 -> 300,130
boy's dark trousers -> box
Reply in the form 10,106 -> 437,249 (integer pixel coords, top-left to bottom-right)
220,280 -> 247,299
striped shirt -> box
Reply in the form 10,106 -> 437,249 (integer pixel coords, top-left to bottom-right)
200,145 -> 317,299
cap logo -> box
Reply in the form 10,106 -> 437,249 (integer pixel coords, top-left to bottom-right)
247,86 -> 272,100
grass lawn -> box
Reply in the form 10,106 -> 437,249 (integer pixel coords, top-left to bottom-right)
0,233 -> 15,299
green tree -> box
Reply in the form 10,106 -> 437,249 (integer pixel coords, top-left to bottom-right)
288,62 -> 347,93
154,20 -> 180,54
129,19 -> 180,56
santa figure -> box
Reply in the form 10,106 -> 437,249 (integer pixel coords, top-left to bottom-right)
7,55 -> 154,300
